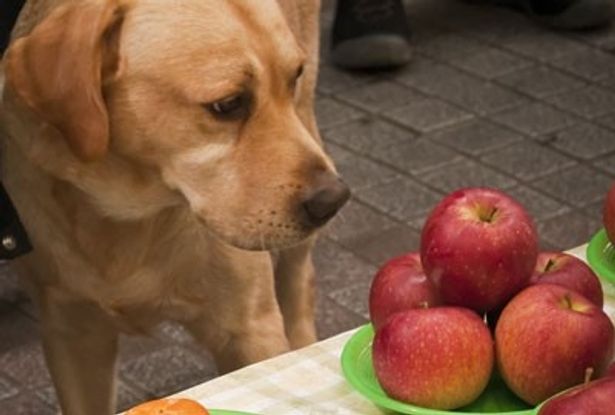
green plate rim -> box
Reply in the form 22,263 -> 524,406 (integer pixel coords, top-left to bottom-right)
587,229 -> 615,285
341,324 -> 537,415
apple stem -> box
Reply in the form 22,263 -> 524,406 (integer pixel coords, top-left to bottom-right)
585,367 -> 594,385
478,207 -> 499,223
544,259 -> 556,272
561,293 -> 574,310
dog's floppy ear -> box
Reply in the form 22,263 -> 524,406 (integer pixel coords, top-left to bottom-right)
4,1 -> 126,161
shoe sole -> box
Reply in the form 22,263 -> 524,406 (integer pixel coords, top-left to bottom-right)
331,34 -> 412,70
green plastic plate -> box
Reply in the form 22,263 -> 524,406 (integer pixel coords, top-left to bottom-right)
341,325 -> 537,415
587,229 -> 615,286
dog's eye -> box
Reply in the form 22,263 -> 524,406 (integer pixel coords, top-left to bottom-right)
206,94 -> 248,120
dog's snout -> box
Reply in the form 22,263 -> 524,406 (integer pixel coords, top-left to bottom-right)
302,176 -> 350,227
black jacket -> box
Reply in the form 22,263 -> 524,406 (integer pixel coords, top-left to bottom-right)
1,0 -> 32,259
1,0 -> 26,55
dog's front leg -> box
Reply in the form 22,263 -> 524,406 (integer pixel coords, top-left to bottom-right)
38,290 -> 119,415
185,247 -> 290,374
273,237 -> 318,349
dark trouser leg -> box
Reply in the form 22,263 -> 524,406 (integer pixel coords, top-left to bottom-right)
0,0 -> 26,55
493,0 -> 613,29
331,0 -> 411,70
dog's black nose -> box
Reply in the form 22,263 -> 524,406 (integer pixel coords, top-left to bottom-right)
303,176 -> 350,227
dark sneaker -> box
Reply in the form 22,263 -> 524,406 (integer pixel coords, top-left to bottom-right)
331,0 -> 412,69
494,0 -> 613,29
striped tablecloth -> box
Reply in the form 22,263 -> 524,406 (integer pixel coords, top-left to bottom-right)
130,244 -> 615,415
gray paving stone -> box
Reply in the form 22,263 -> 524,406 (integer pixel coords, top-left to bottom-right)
312,238 -> 377,291
442,81 -> 529,116
504,186 -> 570,222
496,65 -> 586,99
447,46 -> 532,80
595,112 -> 615,131
118,333 -> 168,362
531,165 -> 613,208
550,48 -> 615,82
329,281 -> 371,319
481,140 -> 577,181
323,118 -> 417,156
500,31 -> 588,61
371,138 -> 463,175
315,294 -> 368,341
582,200 -> 606,223
491,102 -> 575,137
395,56 -> 465,93
0,343 -> 52,389
325,200 -> 398,246
550,122 -> 615,159
537,211 -> 602,251
0,375 -> 18,401
0,266 -> 26,304
0,392 -> 56,415
315,97 -> 365,130
419,158 -> 517,194
336,80 -> 427,113
416,31 -> 484,61
316,65 -> 378,95
124,382 -> 156,412
155,321 -> 196,346
324,143 -> 401,191
595,152 -> 615,176
387,96 -> 474,133
546,86 -> 615,119
36,379 -> 147,413
119,346 -> 217,397
0,307 -> 39,352
430,119 -> 524,155
354,176 -> 442,222
342,224 -> 422,267
396,58 -> 528,115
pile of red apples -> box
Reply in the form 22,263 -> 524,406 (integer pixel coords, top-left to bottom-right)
370,187 -> 615,413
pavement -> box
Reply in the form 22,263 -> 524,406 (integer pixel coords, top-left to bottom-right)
2,0 -> 615,412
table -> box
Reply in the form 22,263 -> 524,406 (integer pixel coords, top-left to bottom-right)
133,245 -> 615,415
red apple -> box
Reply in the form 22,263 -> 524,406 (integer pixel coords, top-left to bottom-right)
372,307 -> 494,410
537,376 -> 615,415
496,284 -> 615,405
421,187 -> 538,313
606,362 -> 615,378
369,252 -> 441,330
603,182 -> 615,243
530,252 -> 604,308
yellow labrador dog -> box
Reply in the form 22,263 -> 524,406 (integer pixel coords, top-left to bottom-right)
0,0 -> 349,413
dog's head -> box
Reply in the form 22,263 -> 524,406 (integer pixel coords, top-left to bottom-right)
3,0 -> 349,250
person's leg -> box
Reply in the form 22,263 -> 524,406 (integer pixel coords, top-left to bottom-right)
331,0 -> 411,70
493,0 -> 613,29
0,0 -> 27,55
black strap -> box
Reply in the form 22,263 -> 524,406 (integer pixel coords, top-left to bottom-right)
0,1 -> 32,259
0,183 -> 32,259
1,0 -> 27,55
